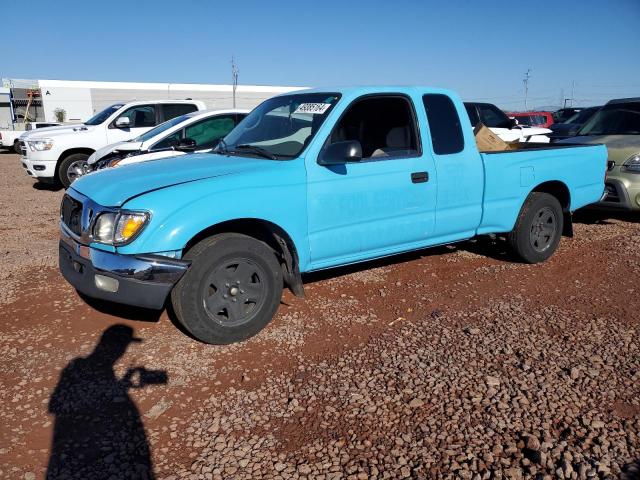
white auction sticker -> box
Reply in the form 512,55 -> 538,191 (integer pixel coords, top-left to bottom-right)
294,103 -> 331,114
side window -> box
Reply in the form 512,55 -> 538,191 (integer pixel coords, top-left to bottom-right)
328,96 -> 419,159
422,94 -> 464,155
152,129 -> 183,150
184,115 -> 236,150
478,104 -> 510,129
464,104 -> 479,127
119,105 -> 156,128
162,104 -> 198,122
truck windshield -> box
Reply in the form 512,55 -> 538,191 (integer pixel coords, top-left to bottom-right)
84,104 -> 124,126
217,93 -> 341,159
134,114 -> 190,142
578,102 -> 640,135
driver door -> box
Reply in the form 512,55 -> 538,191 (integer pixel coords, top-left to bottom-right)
106,105 -> 157,144
306,94 -> 437,269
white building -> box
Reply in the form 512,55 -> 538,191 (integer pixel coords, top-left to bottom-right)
0,78 -> 306,128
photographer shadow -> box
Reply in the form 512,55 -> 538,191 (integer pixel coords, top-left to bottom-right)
46,324 -> 167,480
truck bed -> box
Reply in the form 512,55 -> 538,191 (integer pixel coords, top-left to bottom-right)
478,143 -> 607,235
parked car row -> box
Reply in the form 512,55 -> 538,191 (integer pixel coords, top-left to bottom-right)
19,100 -> 206,187
55,86 -> 608,344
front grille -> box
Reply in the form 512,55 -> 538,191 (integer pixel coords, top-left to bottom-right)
60,194 -> 83,236
607,161 -> 615,171
603,182 -> 620,203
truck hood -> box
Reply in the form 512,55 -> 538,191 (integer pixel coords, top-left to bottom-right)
557,135 -> 640,162
70,152 -> 276,207
26,124 -> 98,140
87,140 -> 142,165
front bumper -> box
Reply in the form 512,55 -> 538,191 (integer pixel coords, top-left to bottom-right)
59,231 -> 190,309
20,151 -> 56,182
597,175 -> 640,211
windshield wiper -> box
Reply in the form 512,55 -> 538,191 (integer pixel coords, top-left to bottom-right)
214,138 -> 230,154
235,144 -> 278,160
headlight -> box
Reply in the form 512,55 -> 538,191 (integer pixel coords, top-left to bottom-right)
622,154 -> 640,173
27,138 -> 54,151
92,211 -> 149,245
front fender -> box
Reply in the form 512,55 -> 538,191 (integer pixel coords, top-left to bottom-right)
115,162 -> 311,268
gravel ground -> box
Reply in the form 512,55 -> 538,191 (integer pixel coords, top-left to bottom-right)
0,152 -> 638,479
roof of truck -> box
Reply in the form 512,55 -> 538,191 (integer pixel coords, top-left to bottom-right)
279,86 -> 458,97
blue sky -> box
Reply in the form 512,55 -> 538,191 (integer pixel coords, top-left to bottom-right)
3,0 -> 639,109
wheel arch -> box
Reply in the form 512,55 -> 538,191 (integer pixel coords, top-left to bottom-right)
56,147 -> 95,180
183,218 -> 305,297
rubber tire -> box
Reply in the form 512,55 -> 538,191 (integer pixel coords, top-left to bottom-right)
58,153 -> 89,189
508,192 -> 563,264
13,141 -> 21,154
171,233 -> 283,344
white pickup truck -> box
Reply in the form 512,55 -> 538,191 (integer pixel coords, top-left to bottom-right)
0,122 -> 61,153
20,99 -> 206,187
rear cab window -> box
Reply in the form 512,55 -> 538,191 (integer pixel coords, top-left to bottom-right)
423,94 -> 464,155
161,104 -> 198,122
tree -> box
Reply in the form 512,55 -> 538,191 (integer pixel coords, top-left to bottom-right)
53,108 -> 67,123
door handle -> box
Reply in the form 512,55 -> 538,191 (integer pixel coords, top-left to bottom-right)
411,171 -> 429,183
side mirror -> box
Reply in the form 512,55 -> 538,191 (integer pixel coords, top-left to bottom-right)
176,138 -> 197,152
115,116 -> 131,128
509,118 -> 519,129
318,140 -> 362,165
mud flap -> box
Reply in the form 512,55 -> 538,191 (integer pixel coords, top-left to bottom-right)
563,211 -> 574,237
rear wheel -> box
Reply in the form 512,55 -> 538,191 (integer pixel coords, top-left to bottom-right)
508,192 -> 563,264
58,153 -> 90,188
13,140 -> 21,154
171,233 -> 283,344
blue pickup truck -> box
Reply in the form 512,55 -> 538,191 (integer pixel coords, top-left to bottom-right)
59,87 -> 607,344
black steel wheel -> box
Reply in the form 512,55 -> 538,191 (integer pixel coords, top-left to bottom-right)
171,233 -> 283,344
529,206 -> 557,253
202,258 -> 269,327
509,192 -> 563,264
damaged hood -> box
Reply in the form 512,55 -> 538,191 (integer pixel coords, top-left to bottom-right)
88,140 -> 142,165
70,152 -> 276,207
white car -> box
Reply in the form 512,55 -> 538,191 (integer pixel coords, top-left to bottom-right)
0,122 -> 61,153
20,99 -> 206,187
464,102 -> 551,143
87,109 -> 248,171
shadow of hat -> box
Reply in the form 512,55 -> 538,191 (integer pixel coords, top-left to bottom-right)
100,324 -> 143,345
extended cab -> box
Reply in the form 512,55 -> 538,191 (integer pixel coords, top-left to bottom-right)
59,87 -> 607,344
21,100 -> 206,187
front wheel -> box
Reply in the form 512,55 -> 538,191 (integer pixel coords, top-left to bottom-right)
171,233 -> 283,344
13,141 -> 21,154
508,192 -> 563,264
58,153 -> 90,188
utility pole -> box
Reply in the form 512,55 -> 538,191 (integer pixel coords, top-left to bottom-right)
231,56 -> 239,109
523,68 -> 532,111
570,80 -> 575,107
